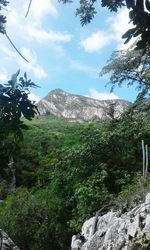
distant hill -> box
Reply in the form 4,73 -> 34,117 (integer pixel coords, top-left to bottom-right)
37,89 -> 131,122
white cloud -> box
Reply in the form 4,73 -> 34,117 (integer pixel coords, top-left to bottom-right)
70,60 -> 98,75
88,88 -> 119,100
0,0 -> 72,80
26,26 -> 73,43
0,68 -> 9,82
28,93 -> 40,103
6,4 -> 72,45
0,46 -> 47,80
80,8 -> 135,53
20,48 -> 47,79
106,9 -> 131,41
7,8 -> 20,28
23,0 -> 58,22
80,31 -> 112,53
106,8 -> 135,50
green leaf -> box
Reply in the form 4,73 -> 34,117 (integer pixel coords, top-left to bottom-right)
122,28 -> 136,39
136,40 -> 147,50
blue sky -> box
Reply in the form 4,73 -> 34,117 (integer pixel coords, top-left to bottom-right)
0,0 -> 139,102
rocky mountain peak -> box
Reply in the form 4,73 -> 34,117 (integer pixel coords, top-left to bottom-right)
49,88 -> 67,94
37,89 -> 131,122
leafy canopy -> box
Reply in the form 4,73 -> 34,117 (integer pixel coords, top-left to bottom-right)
100,47 -> 150,94
0,70 -> 39,138
0,70 -> 39,178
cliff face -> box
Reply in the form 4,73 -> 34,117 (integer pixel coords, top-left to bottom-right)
38,89 -> 131,122
71,193 -> 150,250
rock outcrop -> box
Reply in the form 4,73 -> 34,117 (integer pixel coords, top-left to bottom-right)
0,229 -> 20,249
38,89 -> 131,122
71,193 -> 150,250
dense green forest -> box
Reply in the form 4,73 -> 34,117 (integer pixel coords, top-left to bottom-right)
0,47 -> 149,250
0,0 -> 150,249
0,98 -> 149,249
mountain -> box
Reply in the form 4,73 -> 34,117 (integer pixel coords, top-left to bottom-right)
37,89 -> 131,122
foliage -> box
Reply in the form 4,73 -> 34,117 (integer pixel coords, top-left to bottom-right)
123,0 -> 150,50
0,0 -> 8,34
0,188 -> 67,250
132,237 -> 150,250
116,174 -> 149,213
59,0 -> 125,25
69,168 -> 112,231
0,85 -> 149,249
100,47 -> 150,94
0,70 -> 38,178
2,98 -> 145,248
0,70 -> 38,136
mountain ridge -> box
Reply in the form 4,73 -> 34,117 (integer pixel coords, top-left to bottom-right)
37,89 -> 131,122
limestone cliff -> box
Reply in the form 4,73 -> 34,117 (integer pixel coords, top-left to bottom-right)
38,89 -> 131,122
71,193 -> 150,250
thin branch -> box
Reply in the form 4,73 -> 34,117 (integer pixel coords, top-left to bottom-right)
142,140 -> 145,177
145,145 -> 148,175
5,32 -> 29,63
25,0 -> 33,18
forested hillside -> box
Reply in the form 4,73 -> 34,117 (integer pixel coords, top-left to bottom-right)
0,99 -> 149,249
0,0 -> 150,249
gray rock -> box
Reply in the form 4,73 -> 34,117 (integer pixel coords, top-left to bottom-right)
71,193 -> 150,250
0,230 -> 20,250
38,89 -> 131,122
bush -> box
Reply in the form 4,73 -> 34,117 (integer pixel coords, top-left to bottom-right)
0,188 -> 66,250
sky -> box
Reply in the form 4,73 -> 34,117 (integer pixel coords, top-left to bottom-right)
0,0 -> 139,103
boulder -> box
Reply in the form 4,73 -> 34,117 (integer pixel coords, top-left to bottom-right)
0,230 -> 20,250
71,193 -> 150,250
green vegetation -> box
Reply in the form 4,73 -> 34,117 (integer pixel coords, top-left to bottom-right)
0,2 -> 149,248
0,97 -> 149,249
0,71 -> 38,179
100,47 -> 150,93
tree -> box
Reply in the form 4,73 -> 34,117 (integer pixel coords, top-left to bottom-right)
123,0 -> 150,49
100,47 -> 150,94
59,0 -> 150,50
0,70 -> 39,178
0,0 -> 8,34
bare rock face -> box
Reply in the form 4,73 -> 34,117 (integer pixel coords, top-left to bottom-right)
38,89 -> 131,122
0,230 -> 20,250
71,193 -> 150,250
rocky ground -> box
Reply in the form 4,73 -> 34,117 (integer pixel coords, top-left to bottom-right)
71,193 -> 150,250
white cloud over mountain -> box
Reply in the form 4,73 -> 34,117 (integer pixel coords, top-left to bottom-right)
88,88 -> 119,100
